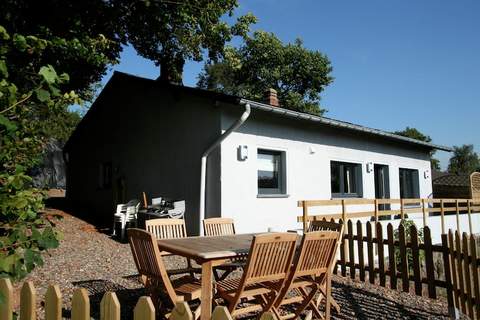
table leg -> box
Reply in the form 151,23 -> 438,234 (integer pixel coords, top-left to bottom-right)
201,260 -> 213,320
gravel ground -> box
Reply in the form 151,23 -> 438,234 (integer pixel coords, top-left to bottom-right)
15,209 -> 452,319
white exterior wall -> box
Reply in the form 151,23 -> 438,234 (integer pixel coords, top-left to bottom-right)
219,110 -> 433,234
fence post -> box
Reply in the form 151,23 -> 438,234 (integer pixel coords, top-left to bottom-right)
422,198 -> 427,228
348,220 -> 355,280
462,233 -> 474,318
398,223 -> 409,293
424,227 -> 436,299
454,231 -> 466,314
357,220 -> 365,281
20,281 -> 36,320
455,200 -> 460,233
342,199 -> 348,267
302,201 -> 308,233
441,233 -> 456,318
134,296 -> 155,320
100,292 -> 120,320
440,200 -> 445,234
410,225 -> 422,296
45,285 -> 62,320
469,234 -> 480,320
400,199 -> 405,221
212,306 -> 234,320
72,288 -> 90,320
387,223 -> 397,290
366,222 -> 374,284
376,222 -> 386,287
0,278 -> 13,320
467,200 -> 473,235
170,302 -> 193,320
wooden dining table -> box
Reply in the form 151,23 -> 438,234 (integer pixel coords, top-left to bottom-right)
156,233 -> 257,320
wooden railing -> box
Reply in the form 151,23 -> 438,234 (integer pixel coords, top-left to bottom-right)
444,230 -> 480,320
0,279 -> 275,320
298,198 -> 480,234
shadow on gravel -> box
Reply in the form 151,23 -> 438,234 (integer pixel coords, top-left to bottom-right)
72,279 -> 146,319
329,281 -> 448,320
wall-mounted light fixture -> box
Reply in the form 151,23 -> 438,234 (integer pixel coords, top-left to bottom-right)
424,170 -> 430,179
237,145 -> 248,161
366,162 -> 374,173
309,146 -> 316,154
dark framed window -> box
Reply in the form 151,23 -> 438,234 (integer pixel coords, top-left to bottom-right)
98,162 -> 112,189
399,168 -> 419,199
257,149 -> 286,195
330,161 -> 363,198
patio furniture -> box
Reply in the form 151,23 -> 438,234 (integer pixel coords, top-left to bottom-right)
203,218 -> 245,281
306,219 -> 343,314
156,233 -> 288,320
127,228 -> 202,319
145,218 -> 199,277
112,200 -> 140,239
203,218 -> 236,236
167,200 -> 186,219
272,230 -> 341,320
151,196 -> 163,207
215,232 -> 298,318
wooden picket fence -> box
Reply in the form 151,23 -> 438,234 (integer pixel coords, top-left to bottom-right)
334,220 -> 449,300
0,278 -> 275,320
444,230 -> 480,320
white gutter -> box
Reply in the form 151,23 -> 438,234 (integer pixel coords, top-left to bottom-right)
199,102 -> 251,234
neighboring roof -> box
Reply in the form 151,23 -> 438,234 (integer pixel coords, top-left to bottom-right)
65,71 -> 452,152
432,174 -> 470,187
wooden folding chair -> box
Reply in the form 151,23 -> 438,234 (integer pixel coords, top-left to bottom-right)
215,232 -> 298,318
145,218 -> 200,277
272,230 -> 341,320
203,218 -> 236,236
203,218 -> 245,281
127,228 -> 202,319
306,219 -> 343,314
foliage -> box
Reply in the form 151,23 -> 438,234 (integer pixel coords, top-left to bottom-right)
116,0 -> 257,83
394,127 -> 440,170
0,25 -> 77,281
0,0 -> 123,101
393,219 -> 424,275
197,31 -> 333,115
448,144 -> 480,175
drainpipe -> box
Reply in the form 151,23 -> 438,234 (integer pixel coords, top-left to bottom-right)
199,102 -> 251,234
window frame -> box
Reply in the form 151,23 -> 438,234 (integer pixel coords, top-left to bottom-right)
330,161 -> 363,198
257,148 -> 287,196
399,168 -> 420,200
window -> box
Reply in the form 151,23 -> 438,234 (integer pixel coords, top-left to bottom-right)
399,168 -> 419,199
330,161 -> 363,198
257,149 -> 286,195
98,162 -> 112,189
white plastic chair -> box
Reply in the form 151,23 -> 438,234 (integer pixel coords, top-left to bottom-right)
167,200 -> 185,219
151,197 -> 163,206
112,200 -> 140,239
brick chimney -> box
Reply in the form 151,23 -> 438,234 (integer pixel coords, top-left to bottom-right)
264,88 -> 279,107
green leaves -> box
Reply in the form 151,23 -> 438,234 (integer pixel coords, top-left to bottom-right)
35,88 -> 50,102
0,60 -> 7,77
38,65 -> 58,84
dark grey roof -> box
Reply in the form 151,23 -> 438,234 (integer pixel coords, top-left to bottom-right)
65,71 -> 452,152
432,174 -> 470,186
239,99 -> 452,152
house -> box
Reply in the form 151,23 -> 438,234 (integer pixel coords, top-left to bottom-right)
432,171 -> 480,199
64,71 -> 451,235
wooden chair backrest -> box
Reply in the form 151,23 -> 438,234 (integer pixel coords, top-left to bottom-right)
241,233 -> 298,286
145,218 -> 187,239
307,218 -> 343,233
127,228 -> 178,303
293,231 -> 341,278
203,218 -> 236,236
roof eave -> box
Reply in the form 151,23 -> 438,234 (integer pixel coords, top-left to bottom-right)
239,98 -> 453,152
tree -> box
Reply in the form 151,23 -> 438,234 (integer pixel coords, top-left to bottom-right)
116,0 -> 256,83
394,127 -> 440,170
197,31 -> 334,115
448,144 -> 479,175
0,0 -> 123,100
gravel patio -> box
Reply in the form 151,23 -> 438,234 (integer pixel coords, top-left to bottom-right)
17,208 -> 451,319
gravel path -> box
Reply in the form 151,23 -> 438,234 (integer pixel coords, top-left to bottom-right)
16,209 -> 451,319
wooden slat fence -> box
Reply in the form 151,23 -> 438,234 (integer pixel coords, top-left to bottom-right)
0,279 -> 274,320
298,198 -> 480,235
335,220 -> 450,301
443,230 -> 480,320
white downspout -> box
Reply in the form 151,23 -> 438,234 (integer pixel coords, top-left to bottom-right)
199,103 -> 251,234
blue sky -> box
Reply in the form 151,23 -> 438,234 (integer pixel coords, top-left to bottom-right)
97,0 -> 480,170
